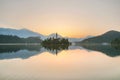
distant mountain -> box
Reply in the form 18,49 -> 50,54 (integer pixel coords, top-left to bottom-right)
0,28 -> 45,39
68,38 -> 83,42
0,28 -> 66,40
78,30 -> 120,44
0,27 -> 93,42
68,35 -> 93,42
47,33 -> 62,38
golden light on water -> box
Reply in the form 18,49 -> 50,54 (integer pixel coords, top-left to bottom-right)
0,49 -> 120,80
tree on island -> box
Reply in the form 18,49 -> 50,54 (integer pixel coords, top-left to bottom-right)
42,33 -> 71,45
41,33 -> 71,54
111,38 -> 120,50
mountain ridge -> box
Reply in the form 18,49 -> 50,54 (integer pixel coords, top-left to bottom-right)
0,28 -> 45,39
0,27 -> 87,41
78,30 -> 120,44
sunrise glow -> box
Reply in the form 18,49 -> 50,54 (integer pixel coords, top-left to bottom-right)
0,0 -> 120,38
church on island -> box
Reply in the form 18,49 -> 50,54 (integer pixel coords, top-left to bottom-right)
42,33 -> 71,45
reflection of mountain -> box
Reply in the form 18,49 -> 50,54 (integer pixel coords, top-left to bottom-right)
0,45 -> 46,59
0,44 -> 120,60
0,45 -> 42,52
0,45 -> 69,60
0,50 -> 40,60
80,45 -> 120,57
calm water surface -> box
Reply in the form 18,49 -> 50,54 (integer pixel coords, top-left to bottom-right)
0,45 -> 120,80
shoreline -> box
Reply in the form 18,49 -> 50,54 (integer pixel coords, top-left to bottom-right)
0,43 -> 41,45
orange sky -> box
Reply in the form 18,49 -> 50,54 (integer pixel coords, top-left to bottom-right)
0,0 -> 120,38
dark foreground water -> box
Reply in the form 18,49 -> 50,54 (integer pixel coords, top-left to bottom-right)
0,45 -> 120,80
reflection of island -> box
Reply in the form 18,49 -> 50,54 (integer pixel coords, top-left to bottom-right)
43,44 -> 69,55
78,44 -> 120,57
0,44 -> 70,60
0,44 -> 120,60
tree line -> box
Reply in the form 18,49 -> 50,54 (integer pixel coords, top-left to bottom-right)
42,37 -> 71,45
111,38 -> 120,45
111,38 -> 120,50
0,35 -> 42,43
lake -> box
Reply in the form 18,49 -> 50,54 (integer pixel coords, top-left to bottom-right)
0,45 -> 120,80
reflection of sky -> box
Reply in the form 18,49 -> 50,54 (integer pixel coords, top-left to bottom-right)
0,49 -> 120,80
0,45 -> 120,60
0,0 -> 120,37
0,50 -> 40,59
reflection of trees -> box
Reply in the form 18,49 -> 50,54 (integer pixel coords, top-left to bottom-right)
42,44 -> 69,55
78,44 -> 120,57
43,44 -> 69,50
0,45 -> 44,60
0,45 -> 41,53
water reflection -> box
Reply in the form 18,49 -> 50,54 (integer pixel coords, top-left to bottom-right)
0,44 -> 120,60
0,45 -> 41,53
0,45 -> 45,59
80,44 -> 120,57
42,44 -> 69,55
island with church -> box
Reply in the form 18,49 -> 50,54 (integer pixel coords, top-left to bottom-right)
41,33 -> 71,53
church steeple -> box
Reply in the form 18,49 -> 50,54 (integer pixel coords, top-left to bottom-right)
56,33 -> 58,39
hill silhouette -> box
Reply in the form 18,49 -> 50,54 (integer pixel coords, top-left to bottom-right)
0,35 -> 42,43
78,30 -> 120,44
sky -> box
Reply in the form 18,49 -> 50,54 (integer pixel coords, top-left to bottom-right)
0,0 -> 120,38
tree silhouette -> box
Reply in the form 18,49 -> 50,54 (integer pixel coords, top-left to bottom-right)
41,35 -> 71,54
111,38 -> 120,50
0,35 -> 42,43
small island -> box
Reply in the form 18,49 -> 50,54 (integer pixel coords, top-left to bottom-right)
41,33 -> 71,54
